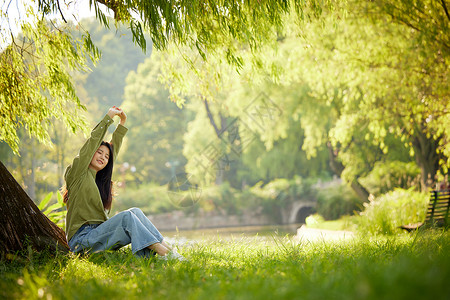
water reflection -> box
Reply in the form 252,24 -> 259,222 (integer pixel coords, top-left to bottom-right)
161,223 -> 303,240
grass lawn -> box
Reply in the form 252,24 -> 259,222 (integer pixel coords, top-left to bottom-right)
1,230 -> 449,300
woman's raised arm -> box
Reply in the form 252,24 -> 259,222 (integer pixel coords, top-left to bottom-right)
64,107 -> 123,185
110,107 -> 128,159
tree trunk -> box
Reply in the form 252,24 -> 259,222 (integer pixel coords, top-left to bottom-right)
0,161 -> 69,255
204,99 -> 227,185
327,142 -> 370,202
411,128 -> 442,191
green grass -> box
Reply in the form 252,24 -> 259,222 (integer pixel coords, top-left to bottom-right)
1,231 -> 450,300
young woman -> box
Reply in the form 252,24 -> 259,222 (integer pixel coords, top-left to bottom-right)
63,106 -> 184,260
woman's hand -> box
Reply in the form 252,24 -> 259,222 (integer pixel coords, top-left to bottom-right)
107,106 -> 122,119
107,106 -> 126,125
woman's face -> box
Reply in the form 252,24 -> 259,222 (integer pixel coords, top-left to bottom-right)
89,145 -> 110,172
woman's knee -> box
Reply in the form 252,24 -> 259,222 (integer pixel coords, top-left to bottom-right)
128,207 -> 144,216
116,210 -> 136,225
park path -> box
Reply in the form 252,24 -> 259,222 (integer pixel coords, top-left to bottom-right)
294,225 -> 355,242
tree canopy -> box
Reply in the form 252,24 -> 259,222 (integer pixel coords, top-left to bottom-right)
158,0 -> 450,193
0,0 -> 330,153
0,15 -> 97,154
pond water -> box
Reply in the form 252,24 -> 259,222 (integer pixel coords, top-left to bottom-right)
161,223 -> 303,241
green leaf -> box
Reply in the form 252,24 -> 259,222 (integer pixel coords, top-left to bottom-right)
38,192 -> 53,210
57,192 -> 64,205
43,202 -> 63,216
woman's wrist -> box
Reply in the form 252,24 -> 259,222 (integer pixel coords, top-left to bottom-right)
119,112 -> 127,126
107,111 -> 116,119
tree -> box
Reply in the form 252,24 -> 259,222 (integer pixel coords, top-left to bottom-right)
250,1 -> 449,191
0,10 -> 98,153
296,16 -> 447,191
0,161 -> 68,254
345,0 -> 450,188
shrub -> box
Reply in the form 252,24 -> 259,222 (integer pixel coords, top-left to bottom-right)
38,192 -> 67,229
360,161 -> 421,196
356,188 -> 428,235
305,213 -> 325,227
199,182 -> 242,215
316,184 -> 361,220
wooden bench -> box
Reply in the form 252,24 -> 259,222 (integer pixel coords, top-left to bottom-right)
401,189 -> 450,231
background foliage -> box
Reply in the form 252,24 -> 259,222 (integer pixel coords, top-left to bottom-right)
1,0 -> 449,232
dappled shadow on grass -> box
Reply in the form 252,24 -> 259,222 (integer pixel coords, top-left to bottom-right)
1,230 -> 449,299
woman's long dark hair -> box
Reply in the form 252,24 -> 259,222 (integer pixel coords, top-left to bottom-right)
62,141 -> 114,211
96,141 -> 114,211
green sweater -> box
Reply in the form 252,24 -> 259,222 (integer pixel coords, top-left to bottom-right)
64,115 -> 128,241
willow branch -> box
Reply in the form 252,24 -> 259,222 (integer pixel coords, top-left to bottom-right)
56,0 -> 67,23
440,0 -> 450,21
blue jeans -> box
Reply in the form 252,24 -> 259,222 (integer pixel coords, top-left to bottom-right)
68,207 -> 164,258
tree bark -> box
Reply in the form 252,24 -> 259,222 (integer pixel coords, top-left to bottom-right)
411,128 -> 443,191
204,99 -> 226,185
0,161 -> 69,255
327,142 -> 370,202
